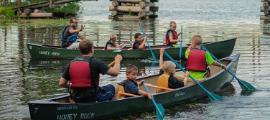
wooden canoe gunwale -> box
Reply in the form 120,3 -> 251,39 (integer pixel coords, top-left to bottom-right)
28,54 -> 240,120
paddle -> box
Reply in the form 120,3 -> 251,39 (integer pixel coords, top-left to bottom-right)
139,23 -> 158,63
179,26 -> 183,60
145,83 -> 173,91
163,51 -> 222,101
201,46 -> 256,91
142,81 -> 165,120
108,49 -> 123,67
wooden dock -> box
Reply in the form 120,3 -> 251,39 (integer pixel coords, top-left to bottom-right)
261,0 -> 270,21
109,0 -> 159,20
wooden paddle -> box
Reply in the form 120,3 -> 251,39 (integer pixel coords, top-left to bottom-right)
164,51 -> 222,101
145,83 -> 173,91
118,92 -> 139,97
142,81 -> 165,120
202,46 -> 256,91
108,49 -> 123,67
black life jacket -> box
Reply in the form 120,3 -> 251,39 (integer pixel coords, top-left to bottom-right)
104,39 -> 116,50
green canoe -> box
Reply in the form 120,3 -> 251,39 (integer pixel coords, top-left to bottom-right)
27,38 -> 236,60
28,54 -> 240,120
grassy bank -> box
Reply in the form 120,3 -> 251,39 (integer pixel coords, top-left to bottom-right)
0,7 -> 15,18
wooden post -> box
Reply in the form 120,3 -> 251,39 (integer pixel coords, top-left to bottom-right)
49,0 -> 54,8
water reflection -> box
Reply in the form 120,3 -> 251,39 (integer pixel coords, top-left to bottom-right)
0,18 -> 269,119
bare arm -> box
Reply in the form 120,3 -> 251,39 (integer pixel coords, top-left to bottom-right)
169,33 -> 178,43
59,77 -> 68,88
138,90 -> 151,99
106,55 -> 122,76
159,48 -> 165,69
212,61 -> 226,69
69,25 -> 84,34
139,39 -> 146,49
106,46 -> 118,50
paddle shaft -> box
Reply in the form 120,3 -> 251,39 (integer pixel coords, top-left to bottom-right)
201,46 -> 255,90
145,83 -> 173,91
118,92 -> 138,97
108,61 -> 115,67
164,51 -> 221,101
139,23 -> 157,62
179,26 -> 183,60
142,82 -> 165,120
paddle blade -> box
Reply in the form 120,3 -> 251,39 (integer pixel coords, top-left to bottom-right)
238,79 -> 256,91
155,103 -> 165,120
209,92 -> 222,101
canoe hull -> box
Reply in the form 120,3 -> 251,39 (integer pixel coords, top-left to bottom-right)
27,38 -> 236,60
28,54 -> 240,120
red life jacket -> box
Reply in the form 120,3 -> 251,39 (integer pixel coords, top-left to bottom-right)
186,49 -> 207,72
165,30 -> 178,46
69,57 -> 93,88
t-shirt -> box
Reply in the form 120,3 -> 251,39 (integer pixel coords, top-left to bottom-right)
62,56 -> 109,102
185,49 -> 214,80
61,26 -> 78,47
159,70 -> 184,89
123,80 -> 139,95
62,56 -> 109,86
133,41 -> 144,49
105,40 -> 116,50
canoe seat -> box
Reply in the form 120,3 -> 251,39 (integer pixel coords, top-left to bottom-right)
115,85 -> 138,100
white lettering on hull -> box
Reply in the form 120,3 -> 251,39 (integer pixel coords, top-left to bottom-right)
38,51 -> 60,56
56,113 -> 95,120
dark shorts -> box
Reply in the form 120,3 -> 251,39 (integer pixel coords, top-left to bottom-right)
96,84 -> 115,102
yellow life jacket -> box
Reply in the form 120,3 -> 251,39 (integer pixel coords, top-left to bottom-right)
116,84 -> 126,99
116,81 -> 139,99
156,74 -> 170,92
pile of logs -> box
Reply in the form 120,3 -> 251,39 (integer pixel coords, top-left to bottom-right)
261,0 -> 270,20
109,0 -> 159,20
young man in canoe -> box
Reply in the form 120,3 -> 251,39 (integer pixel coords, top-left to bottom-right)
132,33 -> 146,49
165,21 -> 180,47
157,48 -> 190,92
104,34 -> 126,50
117,65 -> 151,99
185,35 -> 226,80
61,17 -> 85,49
59,39 -> 123,103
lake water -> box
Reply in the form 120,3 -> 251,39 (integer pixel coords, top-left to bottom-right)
1,0 -> 270,119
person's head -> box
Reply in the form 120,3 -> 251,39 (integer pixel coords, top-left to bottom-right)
190,35 -> 202,47
70,17 -> 78,27
126,65 -> 139,80
79,39 -> 94,55
110,34 -> 117,42
169,21 -> 177,31
162,61 -> 176,74
134,33 -> 144,42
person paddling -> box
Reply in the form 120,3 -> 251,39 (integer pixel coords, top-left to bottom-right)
132,33 -> 146,50
61,17 -> 85,49
165,21 -> 180,47
59,39 -> 122,103
185,35 -> 226,80
104,34 -> 126,50
118,65 -> 151,99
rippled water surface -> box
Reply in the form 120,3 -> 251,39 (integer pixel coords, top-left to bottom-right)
1,0 -> 270,120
